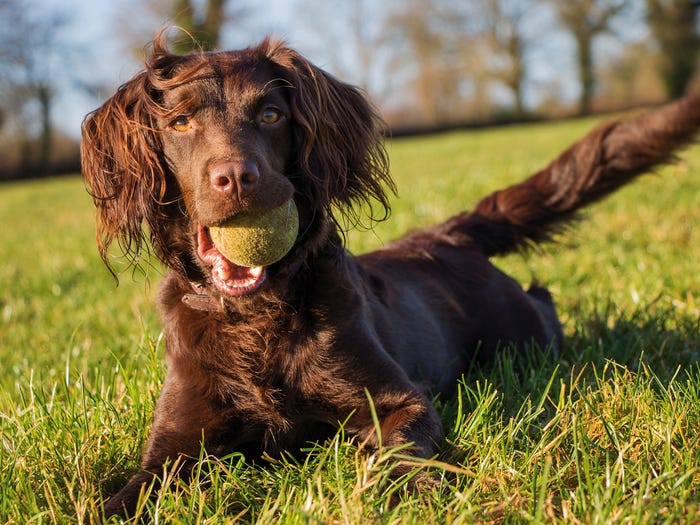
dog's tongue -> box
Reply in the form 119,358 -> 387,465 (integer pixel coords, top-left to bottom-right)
197,226 -> 266,296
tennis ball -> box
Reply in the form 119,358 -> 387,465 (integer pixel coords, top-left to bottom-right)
209,199 -> 299,267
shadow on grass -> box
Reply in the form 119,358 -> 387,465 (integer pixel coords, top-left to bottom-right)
87,304 -> 700,522
438,302 -> 700,463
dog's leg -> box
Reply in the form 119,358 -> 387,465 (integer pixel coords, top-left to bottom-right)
101,378 -> 222,520
102,470 -> 161,520
354,388 -> 443,459
321,339 -> 444,474
345,385 -> 445,501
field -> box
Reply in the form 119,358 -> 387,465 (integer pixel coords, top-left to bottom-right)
1,114 -> 699,523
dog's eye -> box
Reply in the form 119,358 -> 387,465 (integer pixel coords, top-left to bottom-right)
170,116 -> 192,132
260,108 -> 281,125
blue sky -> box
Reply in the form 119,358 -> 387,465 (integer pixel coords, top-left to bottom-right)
30,0 -> 649,139
36,0 -> 322,139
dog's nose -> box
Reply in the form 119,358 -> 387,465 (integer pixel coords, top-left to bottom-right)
209,160 -> 260,200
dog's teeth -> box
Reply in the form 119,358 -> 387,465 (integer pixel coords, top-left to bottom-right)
217,266 -> 231,281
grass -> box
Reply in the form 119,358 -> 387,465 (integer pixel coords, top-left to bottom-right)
1,114 -> 700,523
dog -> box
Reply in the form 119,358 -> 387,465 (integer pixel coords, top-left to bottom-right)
81,34 -> 700,518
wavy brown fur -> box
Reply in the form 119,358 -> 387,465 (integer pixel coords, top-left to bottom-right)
459,95 -> 700,256
80,34 -> 700,521
81,34 -> 393,277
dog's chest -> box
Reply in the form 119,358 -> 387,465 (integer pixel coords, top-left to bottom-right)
212,338 -> 337,455
167,285 -> 339,446
210,319 -> 330,422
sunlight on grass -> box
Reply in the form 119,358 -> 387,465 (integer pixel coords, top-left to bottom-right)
1,114 -> 699,523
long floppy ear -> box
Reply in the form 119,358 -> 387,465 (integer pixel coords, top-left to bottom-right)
80,37 -> 179,278
263,40 -> 395,230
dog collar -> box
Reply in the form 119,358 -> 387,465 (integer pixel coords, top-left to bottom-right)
182,282 -> 225,313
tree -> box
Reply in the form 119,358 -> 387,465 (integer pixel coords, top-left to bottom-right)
551,0 -> 628,115
0,0 -> 69,177
171,0 -> 227,53
118,0 -> 241,59
295,0 -> 388,97
480,0 -> 533,116
646,0 -> 700,99
382,0 -> 480,125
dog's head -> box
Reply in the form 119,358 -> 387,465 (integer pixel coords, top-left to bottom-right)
81,34 -> 393,296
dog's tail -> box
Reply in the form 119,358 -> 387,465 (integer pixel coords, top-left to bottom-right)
452,94 -> 700,257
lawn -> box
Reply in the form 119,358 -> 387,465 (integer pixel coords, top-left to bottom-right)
1,114 -> 699,523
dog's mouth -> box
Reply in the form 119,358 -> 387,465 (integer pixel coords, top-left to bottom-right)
196,225 -> 266,296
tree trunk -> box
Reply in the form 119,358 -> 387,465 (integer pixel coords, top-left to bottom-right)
203,0 -> 225,50
37,83 -> 52,176
576,32 -> 594,115
173,0 -> 226,52
647,0 -> 700,99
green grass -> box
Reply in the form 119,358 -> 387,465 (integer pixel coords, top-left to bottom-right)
2,114 -> 700,523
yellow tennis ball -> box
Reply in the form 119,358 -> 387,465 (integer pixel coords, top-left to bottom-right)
209,199 -> 299,268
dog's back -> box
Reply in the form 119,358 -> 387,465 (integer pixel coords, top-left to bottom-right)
358,95 -> 700,383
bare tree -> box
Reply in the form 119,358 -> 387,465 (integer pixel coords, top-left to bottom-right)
118,0 -> 242,59
382,0 -> 479,125
550,0 -> 628,115
646,0 -> 700,99
171,0 -> 227,52
294,0 -> 388,98
480,0 -> 533,116
596,41 -> 666,107
0,0 -> 70,177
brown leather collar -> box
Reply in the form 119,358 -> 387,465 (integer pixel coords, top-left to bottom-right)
182,282 -> 224,313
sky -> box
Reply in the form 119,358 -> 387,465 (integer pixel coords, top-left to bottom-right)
24,0 -> 650,140
35,0 -> 326,140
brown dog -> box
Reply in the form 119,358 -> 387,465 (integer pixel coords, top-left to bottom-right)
81,35 -> 700,518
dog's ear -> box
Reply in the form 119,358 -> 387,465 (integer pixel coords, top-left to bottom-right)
264,39 -> 395,230
80,36 -> 181,278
